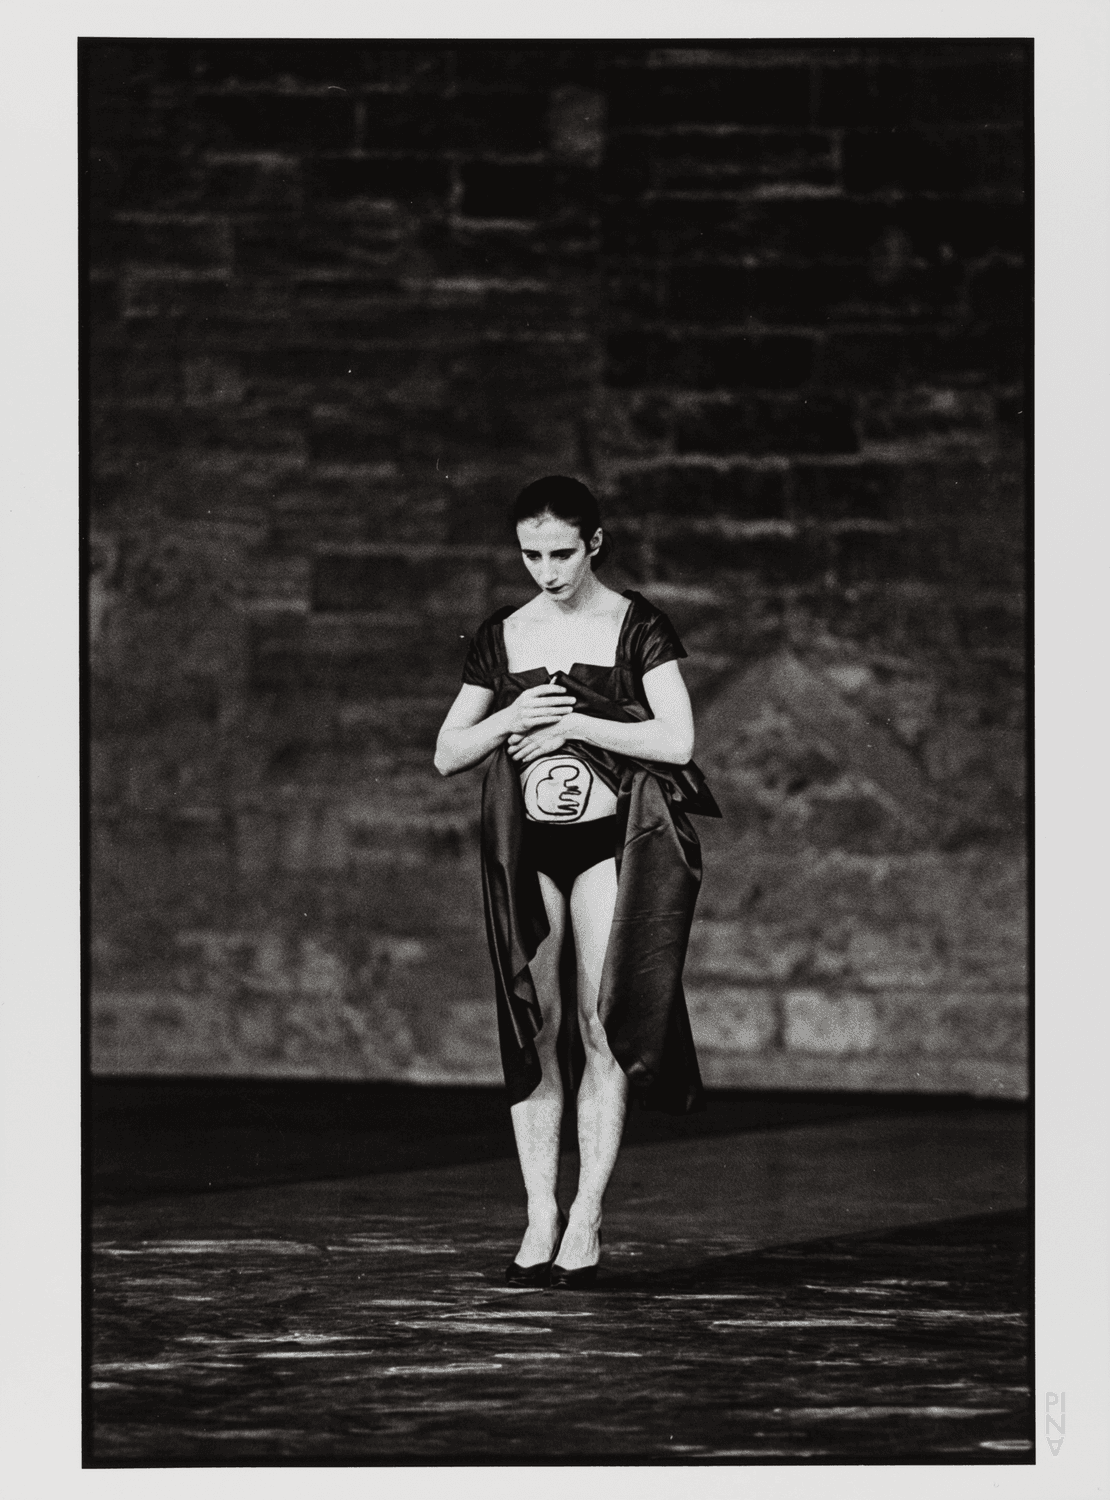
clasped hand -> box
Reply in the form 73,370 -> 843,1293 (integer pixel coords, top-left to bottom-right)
505,683 -> 584,764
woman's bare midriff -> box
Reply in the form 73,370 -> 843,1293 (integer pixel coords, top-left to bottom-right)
521,754 -> 618,823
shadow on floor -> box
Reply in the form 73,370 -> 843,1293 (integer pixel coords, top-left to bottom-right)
88,1077 -> 1027,1203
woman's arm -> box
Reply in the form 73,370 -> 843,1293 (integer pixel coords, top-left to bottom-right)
507,660 -> 695,767
434,682 -> 577,776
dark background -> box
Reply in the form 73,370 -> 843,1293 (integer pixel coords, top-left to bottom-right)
84,40 -> 1028,1095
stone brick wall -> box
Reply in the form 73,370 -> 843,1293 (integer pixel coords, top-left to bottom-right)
85,41 -> 1028,1095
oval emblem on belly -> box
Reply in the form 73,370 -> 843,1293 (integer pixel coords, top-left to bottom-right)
522,758 -> 595,822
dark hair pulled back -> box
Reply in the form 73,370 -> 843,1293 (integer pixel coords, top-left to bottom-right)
510,475 -> 612,569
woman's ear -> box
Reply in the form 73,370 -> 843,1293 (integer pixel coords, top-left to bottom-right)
587,528 -> 603,556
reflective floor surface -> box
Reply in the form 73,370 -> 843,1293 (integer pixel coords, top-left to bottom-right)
88,1094 -> 1030,1465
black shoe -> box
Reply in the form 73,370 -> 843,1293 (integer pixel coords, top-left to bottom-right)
549,1229 -> 601,1289
505,1213 -> 566,1287
548,1261 -> 598,1290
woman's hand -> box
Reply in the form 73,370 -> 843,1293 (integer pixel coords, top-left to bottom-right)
507,664 -> 696,770
434,682 -> 577,777
507,683 -> 576,735
507,712 -> 590,764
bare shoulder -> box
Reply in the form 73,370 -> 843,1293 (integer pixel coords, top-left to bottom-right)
597,579 -> 633,615
503,595 -> 545,627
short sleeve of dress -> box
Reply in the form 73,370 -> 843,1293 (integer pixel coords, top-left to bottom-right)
460,617 -> 501,689
635,603 -> 688,677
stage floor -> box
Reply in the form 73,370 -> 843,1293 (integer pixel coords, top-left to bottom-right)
88,1091 -> 1030,1465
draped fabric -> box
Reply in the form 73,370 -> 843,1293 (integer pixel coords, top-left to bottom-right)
467,593 -> 722,1115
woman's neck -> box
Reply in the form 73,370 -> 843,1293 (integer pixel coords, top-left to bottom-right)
536,571 -> 611,617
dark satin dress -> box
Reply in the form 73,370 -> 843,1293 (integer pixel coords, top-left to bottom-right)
462,590 -> 722,1115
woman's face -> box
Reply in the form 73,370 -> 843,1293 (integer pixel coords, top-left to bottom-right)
516,512 -> 601,601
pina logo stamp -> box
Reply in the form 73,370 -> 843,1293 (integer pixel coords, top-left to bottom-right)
1046,1391 -> 1065,1455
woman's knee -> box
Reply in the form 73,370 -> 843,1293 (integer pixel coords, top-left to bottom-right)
534,996 -> 562,1062
577,1009 -> 615,1063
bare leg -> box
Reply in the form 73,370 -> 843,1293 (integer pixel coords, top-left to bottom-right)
557,857 -> 628,1271
509,870 -> 567,1266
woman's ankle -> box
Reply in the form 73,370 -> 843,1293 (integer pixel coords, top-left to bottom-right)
526,1197 -> 563,1227
566,1197 -> 603,1231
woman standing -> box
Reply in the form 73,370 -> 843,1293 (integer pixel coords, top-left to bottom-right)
435,477 -> 719,1287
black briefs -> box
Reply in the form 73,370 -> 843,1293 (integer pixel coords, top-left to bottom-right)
522,815 -> 619,898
